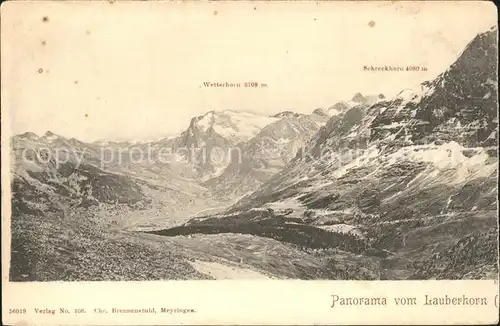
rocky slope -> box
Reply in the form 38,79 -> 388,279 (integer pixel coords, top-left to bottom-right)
9,27 -> 497,281
9,131 -> 237,281
166,110 -> 279,179
158,27 -> 499,280
204,110 -> 329,198
327,93 -> 385,116
9,129 -> 380,281
10,132 -> 151,216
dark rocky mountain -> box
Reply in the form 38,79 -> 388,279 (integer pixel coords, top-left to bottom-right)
272,111 -> 304,119
326,92 -> 385,117
351,92 -> 366,103
8,106 -> 312,230
9,27 -> 497,282
13,131 -> 103,165
164,110 -> 279,179
89,110 -> 281,180
8,112 -> 351,282
10,132 -> 150,217
159,27 -> 499,280
204,110 -> 332,199
10,128 -> 235,227
9,138 -> 212,281
312,108 -> 329,117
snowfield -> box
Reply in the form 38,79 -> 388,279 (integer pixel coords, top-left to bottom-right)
194,110 -> 280,143
188,260 -> 273,279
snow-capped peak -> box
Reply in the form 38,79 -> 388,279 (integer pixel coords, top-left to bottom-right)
16,132 -> 40,140
312,108 -> 329,117
351,92 -> 366,103
396,83 -> 435,103
191,110 -> 280,143
272,111 -> 304,119
327,93 -> 386,117
42,130 -> 60,142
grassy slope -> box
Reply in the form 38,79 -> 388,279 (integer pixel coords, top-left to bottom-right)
10,213 -> 211,281
10,209 -> 383,281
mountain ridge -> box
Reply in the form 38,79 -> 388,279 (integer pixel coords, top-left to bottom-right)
155,27 -> 498,280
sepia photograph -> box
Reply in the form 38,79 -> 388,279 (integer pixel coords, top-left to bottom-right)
1,1 -> 499,324
3,0 -> 498,283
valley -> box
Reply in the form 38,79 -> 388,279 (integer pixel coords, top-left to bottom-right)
8,26 -> 499,281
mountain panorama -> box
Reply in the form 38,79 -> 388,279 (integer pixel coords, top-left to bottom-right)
9,27 -> 498,281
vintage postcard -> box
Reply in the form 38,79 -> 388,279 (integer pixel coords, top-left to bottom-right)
1,0 -> 499,325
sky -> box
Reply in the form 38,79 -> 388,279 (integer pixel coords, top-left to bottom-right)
1,1 -> 497,142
